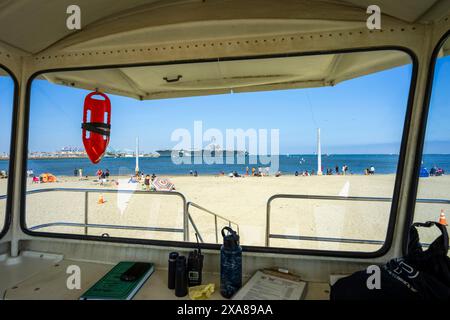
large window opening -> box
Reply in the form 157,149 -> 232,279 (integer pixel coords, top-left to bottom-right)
0,67 -> 15,238
25,49 -> 413,254
412,35 -> 450,254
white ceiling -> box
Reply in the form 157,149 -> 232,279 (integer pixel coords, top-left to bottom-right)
39,49 -> 411,100
0,0 -> 448,55
0,0 -> 448,99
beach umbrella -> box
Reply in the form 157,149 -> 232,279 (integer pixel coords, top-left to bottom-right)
419,167 -> 429,178
151,177 -> 175,191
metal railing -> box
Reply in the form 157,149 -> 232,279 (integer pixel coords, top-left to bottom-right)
187,201 -> 240,244
8,189 -> 449,247
26,188 -> 191,241
266,194 -> 450,247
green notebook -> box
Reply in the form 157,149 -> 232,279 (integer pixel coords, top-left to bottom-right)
80,261 -> 154,300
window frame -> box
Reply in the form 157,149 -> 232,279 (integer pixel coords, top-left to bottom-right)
0,64 -> 19,240
403,30 -> 450,254
20,46 -> 418,258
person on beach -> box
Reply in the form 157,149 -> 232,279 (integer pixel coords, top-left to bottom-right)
189,170 -> 193,176
251,167 -> 256,176
151,173 -> 156,181
342,165 -> 348,175
335,165 -> 339,175
430,165 -> 437,176
295,171 -> 299,176
96,169 -> 103,180
194,170 -> 198,177
246,167 -> 249,176
369,166 -> 375,175
100,171 -> 106,185
144,174 -> 151,191
105,169 -> 110,179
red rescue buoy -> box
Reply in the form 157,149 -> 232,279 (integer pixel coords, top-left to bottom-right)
82,92 -> 111,164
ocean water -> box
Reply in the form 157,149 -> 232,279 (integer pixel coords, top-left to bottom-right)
1,154 -> 449,177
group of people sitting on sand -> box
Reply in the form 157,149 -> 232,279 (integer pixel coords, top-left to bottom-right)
248,167 -> 271,176
129,172 -> 155,183
364,166 -> 376,175
295,170 -> 314,176
239,167 -> 275,177
221,167 -> 282,177
294,165 -> 352,176
128,172 -> 157,191
325,165 -> 350,175
430,165 -> 445,176
189,170 -> 198,177
96,169 -> 110,185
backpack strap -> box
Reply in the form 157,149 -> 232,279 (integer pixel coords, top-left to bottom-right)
409,221 -> 449,256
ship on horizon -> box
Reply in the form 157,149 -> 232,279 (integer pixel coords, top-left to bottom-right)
155,148 -> 248,158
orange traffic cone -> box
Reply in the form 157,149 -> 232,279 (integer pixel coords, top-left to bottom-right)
98,194 -> 105,204
439,209 -> 448,226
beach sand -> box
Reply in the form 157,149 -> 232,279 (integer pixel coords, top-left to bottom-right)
1,174 -> 449,251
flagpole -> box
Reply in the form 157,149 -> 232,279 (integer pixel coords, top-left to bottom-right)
317,128 -> 322,176
135,136 -> 139,175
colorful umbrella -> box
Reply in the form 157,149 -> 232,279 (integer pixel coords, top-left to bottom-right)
151,177 -> 175,191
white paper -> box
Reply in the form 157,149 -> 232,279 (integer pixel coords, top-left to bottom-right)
232,271 -> 307,300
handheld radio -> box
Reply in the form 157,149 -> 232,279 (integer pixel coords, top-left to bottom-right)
187,233 -> 204,287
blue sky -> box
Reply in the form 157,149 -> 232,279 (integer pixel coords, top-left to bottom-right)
5,53 -> 449,155
423,55 -> 450,154
0,76 -> 14,154
26,61 -> 415,155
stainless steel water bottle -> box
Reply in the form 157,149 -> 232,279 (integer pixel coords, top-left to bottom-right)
220,226 -> 242,298
168,252 -> 179,289
174,255 -> 188,297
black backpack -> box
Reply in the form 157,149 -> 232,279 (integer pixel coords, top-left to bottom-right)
330,221 -> 450,300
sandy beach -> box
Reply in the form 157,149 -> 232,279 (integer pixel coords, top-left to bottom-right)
1,174 -> 449,251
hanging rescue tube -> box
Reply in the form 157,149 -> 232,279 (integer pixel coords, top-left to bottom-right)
82,92 -> 111,164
